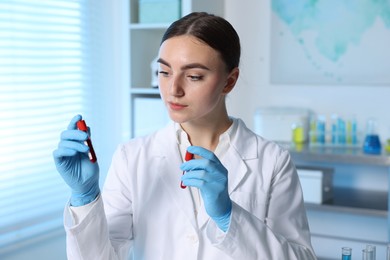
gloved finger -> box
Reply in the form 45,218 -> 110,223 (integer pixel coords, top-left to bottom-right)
181,177 -> 205,189
58,140 -> 89,153
60,129 -> 88,141
67,114 -> 82,130
53,147 -> 79,159
180,158 -> 210,171
187,146 -> 221,164
180,158 -> 226,176
181,168 -> 222,184
182,168 -> 226,184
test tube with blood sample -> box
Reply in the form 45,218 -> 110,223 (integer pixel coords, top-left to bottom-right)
180,151 -> 194,189
76,119 -> 97,163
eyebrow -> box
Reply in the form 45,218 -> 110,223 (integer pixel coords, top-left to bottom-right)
157,58 -> 211,71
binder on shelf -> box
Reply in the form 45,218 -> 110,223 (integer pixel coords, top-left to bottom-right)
296,166 -> 333,204
139,0 -> 181,24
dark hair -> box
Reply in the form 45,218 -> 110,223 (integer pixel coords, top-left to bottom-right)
160,12 -> 241,72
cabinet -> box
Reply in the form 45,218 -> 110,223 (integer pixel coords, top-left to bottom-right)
128,0 -> 225,137
288,145 -> 390,259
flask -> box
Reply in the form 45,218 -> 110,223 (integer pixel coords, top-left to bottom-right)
363,118 -> 381,154
342,247 -> 352,260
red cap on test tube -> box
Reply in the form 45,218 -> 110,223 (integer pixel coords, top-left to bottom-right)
77,120 -> 88,131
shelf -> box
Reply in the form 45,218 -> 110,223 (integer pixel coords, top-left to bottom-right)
130,88 -> 160,95
129,23 -> 170,30
285,143 -> 390,166
306,187 -> 388,217
128,0 -> 225,138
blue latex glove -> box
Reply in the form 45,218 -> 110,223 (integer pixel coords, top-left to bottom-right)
180,146 -> 232,232
53,115 -> 100,207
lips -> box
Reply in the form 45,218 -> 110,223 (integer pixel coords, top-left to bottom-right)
168,102 -> 187,111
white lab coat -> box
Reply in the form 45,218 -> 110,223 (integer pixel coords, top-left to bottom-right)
64,118 -> 316,260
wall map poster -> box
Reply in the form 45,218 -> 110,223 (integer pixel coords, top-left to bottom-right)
270,0 -> 390,85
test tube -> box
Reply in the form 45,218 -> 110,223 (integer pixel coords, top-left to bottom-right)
331,114 -> 338,144
180,151 -> 194,189
342,247 -> 352,260
362,249 -> 374,260
316,115 -> 326,144
366,245 -> 375,260
337,117 -> 346,144
386,244 -> 390,260
76,119 -> 97,163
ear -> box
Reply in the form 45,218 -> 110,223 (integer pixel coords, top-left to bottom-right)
222,67 -> 239,95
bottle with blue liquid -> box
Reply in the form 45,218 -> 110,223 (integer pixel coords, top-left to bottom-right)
342,247 -> 352,260
363,118 -> 381,155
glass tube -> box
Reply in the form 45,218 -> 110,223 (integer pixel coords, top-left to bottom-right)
366,245 -> 376,260
362,249 -> 374,260
342,247 -> 352,260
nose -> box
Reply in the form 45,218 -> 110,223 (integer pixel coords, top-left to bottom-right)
169,75 -> 184,97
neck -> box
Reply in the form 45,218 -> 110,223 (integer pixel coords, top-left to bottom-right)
180,112 -> 232,152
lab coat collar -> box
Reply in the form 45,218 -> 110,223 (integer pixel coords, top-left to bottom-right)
152,119 -> 258,230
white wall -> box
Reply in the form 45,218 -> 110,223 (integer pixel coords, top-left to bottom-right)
1,231 -> 66,260
225,0 -> 390,142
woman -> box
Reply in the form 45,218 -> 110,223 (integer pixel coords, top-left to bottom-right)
53,12 -> 316,260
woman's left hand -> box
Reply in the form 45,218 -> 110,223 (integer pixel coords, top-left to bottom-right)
180,146 -> 232,232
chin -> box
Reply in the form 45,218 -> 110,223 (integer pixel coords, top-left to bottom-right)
168,113 -> 188,124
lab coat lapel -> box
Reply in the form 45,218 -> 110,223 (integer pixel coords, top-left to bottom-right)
152,119 -> 258,231
197,147 -> 249,229
226,118 -> 258,193
198,119 -> 257,229
152,124 -> 198,230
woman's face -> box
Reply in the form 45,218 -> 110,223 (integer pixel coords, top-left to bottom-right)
157,35 -> 236,124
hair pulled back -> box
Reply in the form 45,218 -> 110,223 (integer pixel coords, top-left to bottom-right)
161,12 -> 241,72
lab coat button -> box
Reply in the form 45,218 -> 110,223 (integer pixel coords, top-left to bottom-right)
186,234 -> 199,244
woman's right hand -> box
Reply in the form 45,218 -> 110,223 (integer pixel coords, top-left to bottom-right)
53,115 -> 100,206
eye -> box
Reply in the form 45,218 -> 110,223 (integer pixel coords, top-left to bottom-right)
188,75 -> 203,81
158,70 -> 169,77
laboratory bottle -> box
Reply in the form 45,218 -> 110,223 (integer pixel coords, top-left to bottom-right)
310,115 -> 317,143
292,123 -> 305,144
338,117 -> 346,144
331,114 -> 338,144
386,244 -> 390,260
362,249 -> 374,260
346,116 -> 357,145
365,245 -> 375,260
386,127 -> 390,152
316,115 -> 326,144
342,247 -> 352,260
363,118 -> 381,154
351,116 -> 358,145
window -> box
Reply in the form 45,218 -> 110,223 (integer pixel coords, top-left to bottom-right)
0,0 -> 108,251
